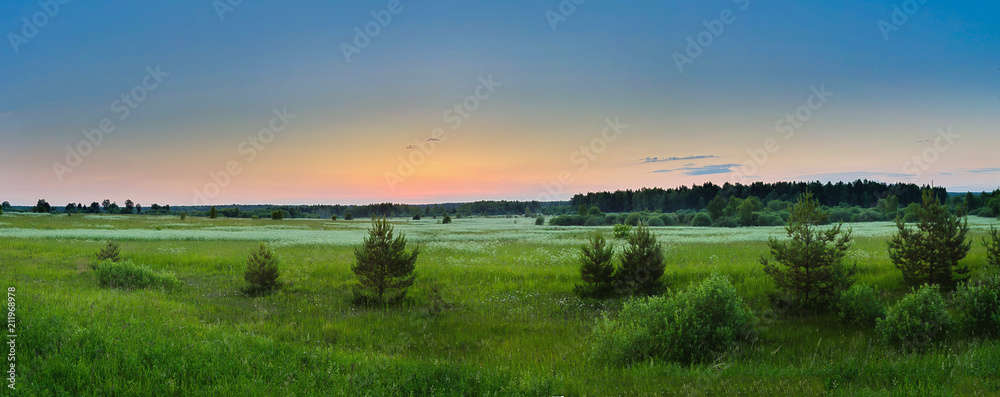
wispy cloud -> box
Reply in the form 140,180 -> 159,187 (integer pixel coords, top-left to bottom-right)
642,155 -> 719,163
967,167 -> 1000,174
793,171 -> 916,181
653,163 -> 741,176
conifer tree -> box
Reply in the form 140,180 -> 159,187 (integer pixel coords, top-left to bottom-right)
615,223 -> 665,295
352,217 -> 419,306
888,189 -> 970,290
243,243 -> 281,295
575,232 -> 616,298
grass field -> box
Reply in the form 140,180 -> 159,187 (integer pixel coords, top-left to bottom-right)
3,212 -> 1000,396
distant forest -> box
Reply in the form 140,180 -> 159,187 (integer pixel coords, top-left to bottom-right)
8,180 -> 1000,220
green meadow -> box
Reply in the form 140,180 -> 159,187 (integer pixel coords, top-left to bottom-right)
3,212 -> 1000,396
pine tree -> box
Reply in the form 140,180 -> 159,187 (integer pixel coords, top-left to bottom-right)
574,232 -> 616,298
986,226 -> 1000,268
95,240 -> 122,263
351,217 -> 418,306
888,189 -> 970,290
762,192 -> 854,312
209,206 -> 218,219
243,243 -> 281,295
615,222 -> 665,295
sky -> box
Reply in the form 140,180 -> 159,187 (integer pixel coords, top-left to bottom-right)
1,0 -> 998,206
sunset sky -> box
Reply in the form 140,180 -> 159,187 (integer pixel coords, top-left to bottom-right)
1,1 -> 998,206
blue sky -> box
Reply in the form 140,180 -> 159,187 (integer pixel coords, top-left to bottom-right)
1,0 -> 998,205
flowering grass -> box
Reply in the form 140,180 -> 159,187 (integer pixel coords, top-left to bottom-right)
2,212 -> 1000,395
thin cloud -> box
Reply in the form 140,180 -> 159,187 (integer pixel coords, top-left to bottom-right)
642,155 -> 719,164
967,167 -> 1000,174
653,163 -> 741,176
426,138 -> 441,142
406,145 -> 416,149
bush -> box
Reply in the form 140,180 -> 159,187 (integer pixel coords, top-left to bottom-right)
345,212 -> 354,220
829,209 -> 853,223
624,213 -> 643,226
94,259 -> 179,290
615,223 -> 665,295
95,240 -> 121,263
331,215 -> 338,221
574,233 -> 616,298
691,213 -> 712,227
250,215 -> 259,220
612,224 -> 631,239
660,214 -> 678,226
271,210 -> 284,220
535,216 -> 545,226
591,274 -> 755,365
352,217 -> 418,306
985,226 -> 1000,268
877,284 -> 953,352
412,214 -> 421,220
180,212 -> 187,220
712,216 -> 738,228
605,215 -> 618,225
856,209 -> 885,223
756,212 -> 785,227
954,276 -> 1000,338
646,217 -> 665,227
243,243 -> 281,295
838,284 -> 886,327
442,215 -> 452,224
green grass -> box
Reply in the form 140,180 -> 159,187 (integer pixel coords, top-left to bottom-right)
2,212 -> 1000,395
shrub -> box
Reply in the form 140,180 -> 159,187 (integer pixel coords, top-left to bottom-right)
412,214 -> 421,220
574,233 -> 616,298
660,214 -> 678,226
888,189 -> 970,290
624,213 -> 643,226
762,192 -> 854,312
345,212 -> 354,220
838,284 -> 886,327
984,226 -> 1000,268
549,215 -> 574,226
271,210 -> 284,220
829,209 -> 853,224
856,209 -> 885,223
331,215 -> 338,221
180,212 -> 187,220
442,215 -> 452,224
612,224 -> 631,239
876,284 -> 953,352
250,215 -> 259,220
954,276 -> 1000,338
535,216 -> 545,226
757,212 -> 785,227
605,214 -> 618,225
352,217 -> 418,306
95,240 -> 121,264
94,259 -> 179,290
712,216 -> 738,228
583,216 -> 602,226
591,274 -> 754,365
243,243 -> 281,295
646,217 -> 665,227
615,223 -> 665,295
691,213 -> 712,227
209,206 -> 218,219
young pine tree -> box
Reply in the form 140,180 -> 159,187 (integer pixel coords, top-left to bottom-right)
243,243 -> 281,295
888,189 -> 970,290
574,233 -> 616,298
615,222 -> 665,296
209,206 -> 218,219
985,226 -> 1000,268
352,217 -> 419,306
95,240 -> 122,264
762,192 -> 854,312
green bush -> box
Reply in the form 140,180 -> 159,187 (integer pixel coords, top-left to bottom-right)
838,284 -> 886,327
535,216 -> 545,226
584,216 -> 603,226
271,210 -> 284,220
712,216 -> 738,228
94,259 -> 179,290
691,213 -> 712,227
345,212 -> 354,220
612,224 -> 631,239
756,212 -> 785,227
412,214 -> 421,220
954,276 -> 1000,338
876,284 -> 953,352
591,274 -> 755,365
646,217 -> 665,227
442,215 -> 452,224
243,243 -> 281,295
660,214 -> 678,226
331,215 -> 338,221
624,213 -> 643,226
